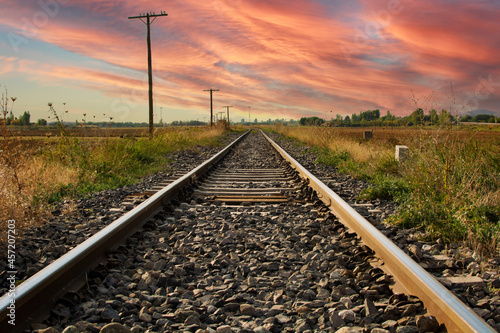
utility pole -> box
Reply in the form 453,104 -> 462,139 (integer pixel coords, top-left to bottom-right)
204,89 -> 219,126
129,11 -> 168,139
248,106 -> 251,125
222,106 -> 233,126
218,112 -> 225,122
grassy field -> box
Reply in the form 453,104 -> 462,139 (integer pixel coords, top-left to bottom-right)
5,126 -> 177,138
0,125 -> 239,242
271,124 -> 500,258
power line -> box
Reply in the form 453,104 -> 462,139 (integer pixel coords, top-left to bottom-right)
203,89 -> 219,126
128,11 -> 168,139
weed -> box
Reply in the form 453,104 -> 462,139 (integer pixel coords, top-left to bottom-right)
360,175 -> 409,201
313,147 -> 351,167
374,153 -> 400,176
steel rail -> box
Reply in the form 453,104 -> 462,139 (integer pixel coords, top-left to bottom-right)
261,130 -> 494,333
0,130 -> 250,332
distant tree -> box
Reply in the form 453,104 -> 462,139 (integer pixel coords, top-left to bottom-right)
329,114 -> 343,126
299,117 -> 325,126
461,115 -> 472,122
411,108 -> 424,125
37,118 -> 47,126
18,111 -> 30,126
363,110 -> 373,121
355,109 -> 381,123
473,114 -> 495,123
359,110 -> 371,121
383,110 -> 394,121
429,109 -> 438,125
170,120 -> 209,126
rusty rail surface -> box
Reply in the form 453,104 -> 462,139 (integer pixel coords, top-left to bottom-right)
261,129 -> 494,333
0,130 -> 250,332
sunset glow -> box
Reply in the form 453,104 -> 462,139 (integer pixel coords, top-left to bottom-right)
1,0 -> 499,123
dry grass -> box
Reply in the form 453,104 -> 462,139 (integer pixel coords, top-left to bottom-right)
327,136 -> 390,164
270,124 -> 500,258
0,140 -> 77,237
271,124 -> 500,162
0,125 -> 230,245
4,125 -> 228,138
272,125 -> 394,164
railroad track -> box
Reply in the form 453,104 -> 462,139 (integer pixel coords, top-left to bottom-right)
0,130 -> 494,332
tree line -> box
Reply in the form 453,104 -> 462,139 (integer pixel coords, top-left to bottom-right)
6,110 -> 31,126
300,109 -> 499,127
6,109 -> 499,128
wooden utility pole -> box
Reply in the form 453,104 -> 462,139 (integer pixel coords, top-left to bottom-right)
223,106 -> 233,125
204,89 -> 219,126
129,11 -> 168,139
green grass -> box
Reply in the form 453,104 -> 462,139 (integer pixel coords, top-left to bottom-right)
359,175 -> 409,201
386,135 -> 500,254
313,147 -> 351,166
312,147 -> 408,201
37,128 -> 230,203
271,125 -> 500,257
0,125 -> 236,244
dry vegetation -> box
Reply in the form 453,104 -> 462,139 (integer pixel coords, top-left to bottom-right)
6,126 -> 172,138
0,139 -> 76,233
0,125 -> 232,244
271,124 -> 500,258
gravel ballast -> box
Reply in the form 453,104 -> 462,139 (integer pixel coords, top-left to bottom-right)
35,132 -> 435,332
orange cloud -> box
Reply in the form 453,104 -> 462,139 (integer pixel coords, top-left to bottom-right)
1,0 -> 499,121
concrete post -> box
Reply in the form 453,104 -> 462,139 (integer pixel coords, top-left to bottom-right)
395,145 -> 409,162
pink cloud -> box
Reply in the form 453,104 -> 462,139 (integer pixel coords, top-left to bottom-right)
1,0 -> 499,121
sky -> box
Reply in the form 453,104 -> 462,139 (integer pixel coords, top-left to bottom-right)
0,0 -> 499,124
